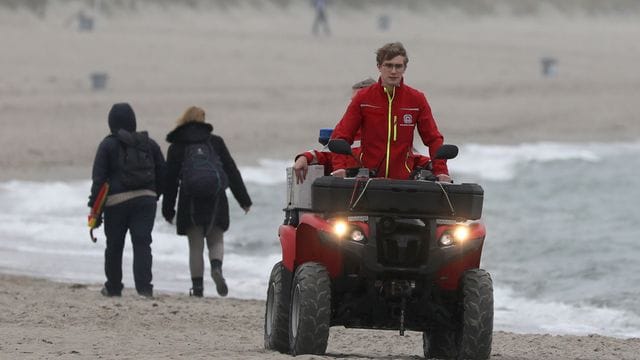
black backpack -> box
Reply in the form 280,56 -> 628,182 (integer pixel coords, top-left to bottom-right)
181,140 -> 228,198
116,129 -> 156,190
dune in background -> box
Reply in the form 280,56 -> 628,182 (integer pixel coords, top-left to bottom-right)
4,0 -> 640,16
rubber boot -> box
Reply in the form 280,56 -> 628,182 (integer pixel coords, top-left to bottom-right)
210,259 -> 228,297
190,277 -> 203,297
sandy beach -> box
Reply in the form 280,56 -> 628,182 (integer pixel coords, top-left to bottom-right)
1,1 -> 640,358
2,274 -> 640,360
2,1 -> 640,181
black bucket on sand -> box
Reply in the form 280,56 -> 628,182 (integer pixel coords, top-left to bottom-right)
378,14 -> 390,31
78,13 -> 94,32
541,57 -> 558,78
90,72 -> 108,90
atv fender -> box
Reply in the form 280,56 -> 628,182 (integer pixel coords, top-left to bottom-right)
278,213 -> 343,278
434,222 -> 487,291
278,224 -> 297,273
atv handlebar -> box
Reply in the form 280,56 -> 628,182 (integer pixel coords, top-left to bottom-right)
329,139 -> 459,182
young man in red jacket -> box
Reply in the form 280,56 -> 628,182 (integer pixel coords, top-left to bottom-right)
331,42 -> 451,182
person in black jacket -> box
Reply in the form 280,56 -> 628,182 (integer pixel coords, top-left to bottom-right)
88,102 -> 166,298
162,106 -> 252,297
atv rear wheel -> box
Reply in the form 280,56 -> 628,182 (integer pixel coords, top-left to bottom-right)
458,268 -> 493,359
288,262 -> 331,355
264,261 -> 290,353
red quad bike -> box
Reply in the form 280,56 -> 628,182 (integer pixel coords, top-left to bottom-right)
264,140 -> 493,359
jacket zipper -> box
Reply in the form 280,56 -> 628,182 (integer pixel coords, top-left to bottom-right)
393,115 -> 397,142
384,87 -> 395,177
404,152 -> 411,173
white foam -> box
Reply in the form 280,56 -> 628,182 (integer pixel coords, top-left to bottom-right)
0,180 -> 90,214
452,143 -> 599,181
238,159 -> 292,185
220,253 -> 283,299
0,177 -> 282,299
236,141 -> 640,184
418,140 -> 640,181
494,286 -> 640,339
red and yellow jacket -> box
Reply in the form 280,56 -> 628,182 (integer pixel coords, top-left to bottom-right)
297,145 -> 361,175
332,78 -> 448,179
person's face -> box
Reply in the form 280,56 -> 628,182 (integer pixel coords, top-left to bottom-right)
378,55 -> 406,88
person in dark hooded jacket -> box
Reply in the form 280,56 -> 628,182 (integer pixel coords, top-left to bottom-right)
162,106 -> 252,297
88,102 -> 166,298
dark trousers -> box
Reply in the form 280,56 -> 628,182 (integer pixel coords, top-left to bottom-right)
312,9 -> 330,35
103,196 -> 156,295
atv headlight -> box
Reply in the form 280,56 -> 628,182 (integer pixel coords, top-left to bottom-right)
453,225 -> 470,242
350,228 -> 366,242
439,224 -> 470,246
333,220 -> 348,237
331,220 -> 366,242
439,233 -> 454,246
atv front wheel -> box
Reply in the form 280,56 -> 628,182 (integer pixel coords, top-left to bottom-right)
423,269 -> 493,359
264,261 -> 290,352
288,262 -> 331,355
423,328 -> 457,359
458,268 -> 493,359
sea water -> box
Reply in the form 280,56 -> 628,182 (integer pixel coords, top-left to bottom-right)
1,141 -> 639,339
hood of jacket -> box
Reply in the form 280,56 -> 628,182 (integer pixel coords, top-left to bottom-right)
108,103 -> 137,134
166,121 -> 213,144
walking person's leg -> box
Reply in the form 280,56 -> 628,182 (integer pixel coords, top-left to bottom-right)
186,224 -> 206,296
102,204 -> 128,296
128,198 -> 156,297
312,9 -> 322,35
206,225 -> 227,296
320,9 -> 330,35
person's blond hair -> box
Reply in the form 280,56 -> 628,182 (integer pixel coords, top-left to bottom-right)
176,106 -> 205,127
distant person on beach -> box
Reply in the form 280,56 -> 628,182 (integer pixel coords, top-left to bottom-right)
88,102 -> 166,298
312,0 -> 330,36
162,106 -> 252,298
293,77 -> 376,183
331,42 -> 451,181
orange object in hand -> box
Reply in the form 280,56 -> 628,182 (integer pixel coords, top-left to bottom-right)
88,182 -> 109,242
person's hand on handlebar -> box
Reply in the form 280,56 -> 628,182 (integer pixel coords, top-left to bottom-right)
293,156 -> 309,184
330,169 -> 346,178
436,174 -> 453,183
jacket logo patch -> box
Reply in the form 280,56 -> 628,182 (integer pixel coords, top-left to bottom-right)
403,114 -> 413,124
